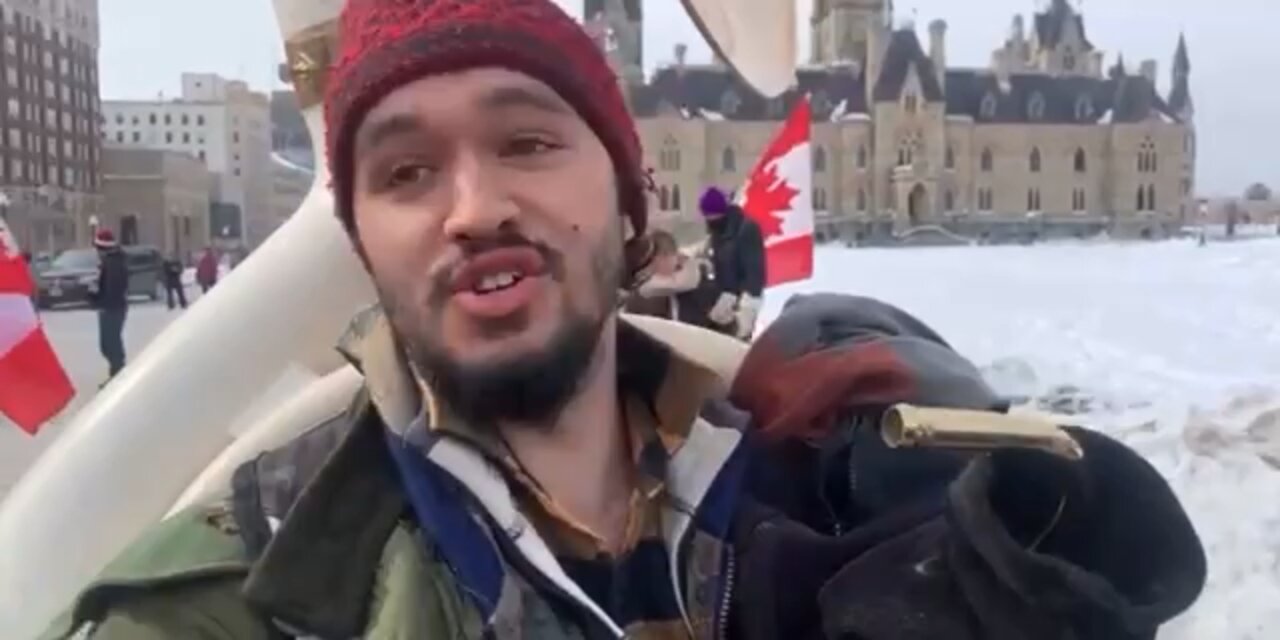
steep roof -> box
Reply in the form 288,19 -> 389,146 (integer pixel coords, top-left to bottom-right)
637,64 -> 866,121
873,29 -> 945,102
584,0 -> 640,21
946,70 -> 1179,124
1034,0 -> 1094,51
1168,34 -> 1193,114
1173,33 -> 1191,74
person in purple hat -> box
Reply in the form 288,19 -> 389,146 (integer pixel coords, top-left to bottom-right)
698,185 -> 766,340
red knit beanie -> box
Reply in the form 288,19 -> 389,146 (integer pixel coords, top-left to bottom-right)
325,0 -> 647,237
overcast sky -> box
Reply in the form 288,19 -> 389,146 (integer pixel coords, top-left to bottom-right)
99,0 -> 1276,196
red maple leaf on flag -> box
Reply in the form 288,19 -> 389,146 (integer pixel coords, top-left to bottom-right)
741,162 -> 798,240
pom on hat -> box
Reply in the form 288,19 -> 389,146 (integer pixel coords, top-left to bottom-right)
324,0 -> 647,237
92,228 -> 117,248
699,187 -> 731,217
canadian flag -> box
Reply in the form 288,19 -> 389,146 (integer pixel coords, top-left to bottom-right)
0,219 -> 73,434
738,96 -> 814,287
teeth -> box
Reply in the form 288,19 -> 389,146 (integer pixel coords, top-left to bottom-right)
475,271 -> 522,293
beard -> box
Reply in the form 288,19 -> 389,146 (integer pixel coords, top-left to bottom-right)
378,224 -> 624,431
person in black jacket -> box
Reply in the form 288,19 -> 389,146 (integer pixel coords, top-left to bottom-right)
90,229 -> 130,379
698,186 -> 767,340
162,254 -> 187,310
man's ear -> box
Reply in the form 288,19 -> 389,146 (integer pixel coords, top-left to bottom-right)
623,233 -> 656,291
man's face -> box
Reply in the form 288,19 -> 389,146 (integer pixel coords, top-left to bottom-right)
652,251 -> 679,276
350,68 -> 624,424
704,212 -> 728,235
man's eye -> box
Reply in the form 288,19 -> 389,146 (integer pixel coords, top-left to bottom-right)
386,164 -> 433,187
503,136 -> 560,157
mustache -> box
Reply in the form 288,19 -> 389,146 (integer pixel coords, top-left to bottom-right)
428,230 -> 566,293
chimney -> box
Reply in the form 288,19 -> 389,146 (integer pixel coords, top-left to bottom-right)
1140,59 -> 1158,85
992,50 -> 1011,92
1011,15 -> 1025,45
674,43 -> 687,69
867,20 -> 884,105
929,20 -> 947,89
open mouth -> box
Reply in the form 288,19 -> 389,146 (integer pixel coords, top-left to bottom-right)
448,247 -> 549,319
472,270 -> 525,295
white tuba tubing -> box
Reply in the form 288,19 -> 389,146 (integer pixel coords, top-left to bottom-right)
680,0 -> 797,98
168,364 -> 364,517
0,5 -> 359,638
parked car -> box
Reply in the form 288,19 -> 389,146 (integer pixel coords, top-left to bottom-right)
29,252 -> 54,275
35,245 -> 164,309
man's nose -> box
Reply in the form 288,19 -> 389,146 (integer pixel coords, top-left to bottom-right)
441,153 -> 518,240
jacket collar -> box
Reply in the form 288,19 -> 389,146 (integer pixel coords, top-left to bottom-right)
246,306 -> 748,637
241,394 -> 407,639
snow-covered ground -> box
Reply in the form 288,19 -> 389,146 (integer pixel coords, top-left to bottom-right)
3,238 -> 1278,637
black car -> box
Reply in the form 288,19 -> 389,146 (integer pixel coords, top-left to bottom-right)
36,246 -> 164,309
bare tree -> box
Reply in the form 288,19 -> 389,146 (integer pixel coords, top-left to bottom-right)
1244,182 -> 1272,201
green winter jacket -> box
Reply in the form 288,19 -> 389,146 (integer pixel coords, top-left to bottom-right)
43,311 -> 747,640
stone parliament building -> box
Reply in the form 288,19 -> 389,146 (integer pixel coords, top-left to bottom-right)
586,0 -> 1195,244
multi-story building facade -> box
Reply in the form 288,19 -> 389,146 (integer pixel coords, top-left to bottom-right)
101,73 -> 274,249
0,0 -> 103,254
100,147 -> 212,258
597,0 -> 1196,243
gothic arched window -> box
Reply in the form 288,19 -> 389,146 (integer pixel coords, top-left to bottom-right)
812,90 -> 832,115
720,90 -> 742,117
1028,93 -> 1046,121
1030,147 -> 1042,173
1138,137 -> 1157,173
980,148 -> 993,172
658,185 -> 670,210
814,147 -> 827,172
945,145 -> 955,170
722,147 -> 736,172
671,184 -> 683,211
857,188 -> 867,211
980,93 -> 998,119
856,145 -> 867,169
1147,184 -> 1156,211
659,136 -> 681,172
813,187 -> 828,211
1075,96 -> 1094,121
1074,148 -> 1087,173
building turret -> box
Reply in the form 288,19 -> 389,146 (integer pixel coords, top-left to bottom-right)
1168,34 -> 1193,118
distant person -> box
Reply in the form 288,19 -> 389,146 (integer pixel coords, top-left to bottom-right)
697,186 -> 766,340
195,247 -> 219,294
162,255 -> 187,310
624,230 -> 700,320
89,229 -> 129,380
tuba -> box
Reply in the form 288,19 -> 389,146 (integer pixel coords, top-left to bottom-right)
0,1 -> 797,637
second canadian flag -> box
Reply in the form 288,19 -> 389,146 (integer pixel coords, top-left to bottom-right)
737,95 -> 815,287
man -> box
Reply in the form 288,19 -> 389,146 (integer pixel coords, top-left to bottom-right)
195,246 -> 219,294
698,187 -> 765,340
162,254 -> 187,310
50,2 -> 734,637
44,1 -> 1203,638
88,228 -> 129,380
